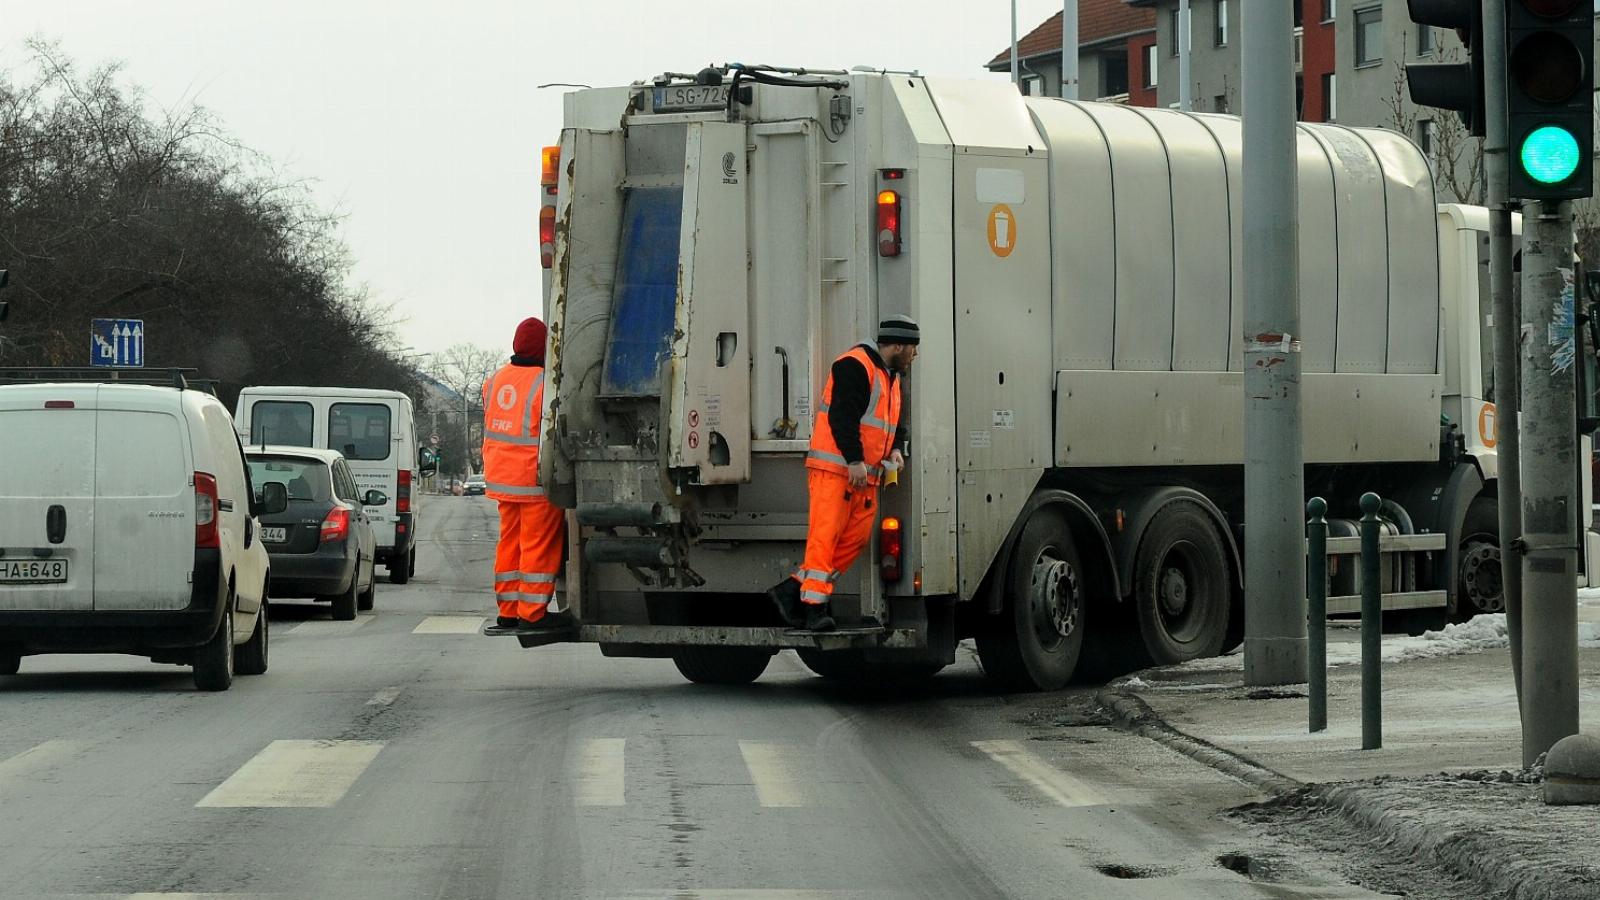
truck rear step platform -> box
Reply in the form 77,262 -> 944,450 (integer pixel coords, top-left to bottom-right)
502,623 -> 919,651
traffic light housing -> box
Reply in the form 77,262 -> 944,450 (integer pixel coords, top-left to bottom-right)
1405,1 -> 1487,138
1506,0 -> 1594,200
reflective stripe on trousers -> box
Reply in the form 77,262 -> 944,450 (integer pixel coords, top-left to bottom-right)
495,498 -> 565,622
794,468 -> 879,607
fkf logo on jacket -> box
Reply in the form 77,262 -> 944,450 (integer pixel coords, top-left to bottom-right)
491,384 -> 519,433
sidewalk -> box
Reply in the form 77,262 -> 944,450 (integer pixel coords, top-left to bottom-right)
1098,594 -> 1600,900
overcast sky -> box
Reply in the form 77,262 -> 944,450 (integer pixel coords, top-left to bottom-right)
3,0 -> 1063,361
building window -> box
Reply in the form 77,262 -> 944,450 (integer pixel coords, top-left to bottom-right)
1170,9 -> 1181,56
1215,93 -> 1230,114
1103,54 -> 1129,97
1144,45 -> 1159,88
1322,0 -> 1335,23
1417,25 -> 1435,56
1293,0 -> 1304,28
1355,6 -> 1383,67
1417,118 -> 1436,156
1020,73 -> 1043,97
1323,73 -> 1337,121
1215,0 -> 1230,47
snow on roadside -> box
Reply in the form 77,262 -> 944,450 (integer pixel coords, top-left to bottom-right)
1168,613 -> 1600,674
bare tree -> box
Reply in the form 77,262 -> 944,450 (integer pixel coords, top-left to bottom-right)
427,343 -> 502,475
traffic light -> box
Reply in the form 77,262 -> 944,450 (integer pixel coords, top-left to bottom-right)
1404,1 -> 1487,138
1506,0 -> 1594,200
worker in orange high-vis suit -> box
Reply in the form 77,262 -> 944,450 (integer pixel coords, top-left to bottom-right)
767,316 -> 919,632
481,317 -> 574,636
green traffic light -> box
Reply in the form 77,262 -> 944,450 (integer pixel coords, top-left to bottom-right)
1520,125 -> 1583,185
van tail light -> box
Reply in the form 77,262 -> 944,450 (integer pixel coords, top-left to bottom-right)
321,506 -> 351,544
194,473 -> 220,548
539,206 -> 556,269
541,145 -> 560,195
876,189 -> 902,257
397,469 -> 412,514
880,516 -> 903,583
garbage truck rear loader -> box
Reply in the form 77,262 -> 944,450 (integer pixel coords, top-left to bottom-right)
531,67 -> 1509,690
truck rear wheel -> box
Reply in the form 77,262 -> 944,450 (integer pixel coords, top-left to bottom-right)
977,508 -> 1085,691
672,647 -> 773,685
796,649 -> 945,685
1457,497 -> 1502,618
1131,501 -> 1229,665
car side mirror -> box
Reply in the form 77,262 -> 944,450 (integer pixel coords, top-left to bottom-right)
260,482 -> 289,515
363,490 -> 389,507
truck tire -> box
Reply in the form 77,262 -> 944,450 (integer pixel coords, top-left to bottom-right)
976,508 -> 1085,691
0,653 -> 19,675
1456,496 -> 1503,619
331,558 -> 359,621
236,596 -> 270,676
193,593 -> 235,692
1131,500 -> 1230,665
796,649 -> 945,685
390,549 -> 412,585
671,647 -> 772,685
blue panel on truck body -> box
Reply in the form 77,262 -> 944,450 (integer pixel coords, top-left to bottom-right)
602,187 -> 683,397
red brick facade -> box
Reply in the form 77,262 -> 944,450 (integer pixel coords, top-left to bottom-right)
1301,15 -> 1337,121
1127,34 -> 1159,108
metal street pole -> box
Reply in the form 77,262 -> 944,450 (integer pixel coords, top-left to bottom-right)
1062,0 -> 1079,100
1011,0 -> 1019,86
1520,199 -> 1581,766
1241,0 -> 1306,686
1179,0 -> 1192,111
1481,0 -> 1524,712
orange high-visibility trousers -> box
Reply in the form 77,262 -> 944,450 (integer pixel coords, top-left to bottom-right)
794,468 -> 879,606
495,498 -> 565,622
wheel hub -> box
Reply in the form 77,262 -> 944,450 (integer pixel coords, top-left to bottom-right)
1461,541 -> 1504,613
1159,566 -> 1189,617
1030,553 -> 1081,646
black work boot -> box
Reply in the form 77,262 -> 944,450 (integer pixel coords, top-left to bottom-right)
801,602 -> 836,633
496,616 -> 520,629
767,577 -> 804,627
520,609 -> 576,632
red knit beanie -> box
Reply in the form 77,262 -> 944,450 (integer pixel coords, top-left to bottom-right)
512,317 -> 547,362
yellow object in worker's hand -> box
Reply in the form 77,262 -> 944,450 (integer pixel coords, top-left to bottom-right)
883,458 -> 900,487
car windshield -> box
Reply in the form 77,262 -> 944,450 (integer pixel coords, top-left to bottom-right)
247,456 -> 332,502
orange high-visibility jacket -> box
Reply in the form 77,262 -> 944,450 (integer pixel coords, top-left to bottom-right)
481,363 -> 546,503
807,345 -> 902,484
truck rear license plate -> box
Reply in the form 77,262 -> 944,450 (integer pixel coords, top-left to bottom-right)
0,559 -> 68,584
653,85 -> 729,112
262,527 -> 288,543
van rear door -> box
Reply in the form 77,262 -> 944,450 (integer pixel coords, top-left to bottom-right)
92,391 -> 194,611
326,400 -> 398,548
0,387 -> 97,611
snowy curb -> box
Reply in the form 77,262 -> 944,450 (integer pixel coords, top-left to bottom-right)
1095,688 -> 1591,900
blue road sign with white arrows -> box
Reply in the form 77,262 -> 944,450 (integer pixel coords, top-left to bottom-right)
90,318 -> 145,368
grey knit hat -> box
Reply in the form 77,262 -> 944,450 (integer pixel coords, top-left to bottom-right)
877,315 -> 920,346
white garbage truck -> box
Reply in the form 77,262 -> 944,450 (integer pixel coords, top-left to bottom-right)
527,65 -> 1597,690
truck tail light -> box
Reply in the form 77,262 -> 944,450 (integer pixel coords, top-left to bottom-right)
541,145 -> 560,195
321,506 -> 351,544
877,190 -> 902,257
880,516 -> 903,583
194,472 -> 220,548
397,468 -> 412,514
539,206 -> 556,269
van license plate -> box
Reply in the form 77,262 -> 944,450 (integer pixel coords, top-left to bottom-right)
653,85 -> 729,112
0,559 -> 68,584
262,527 -> 288,543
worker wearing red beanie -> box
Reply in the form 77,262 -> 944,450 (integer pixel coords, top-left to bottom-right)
482,317 -> 572,634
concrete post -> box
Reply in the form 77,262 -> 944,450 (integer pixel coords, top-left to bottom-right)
1241,0 -> 1306,686
1482,0 -> 1525,715
1519,200 -> 1581,767
1179,0 -> 1192,111
1011,0 -> 1019,86
1062,0 -> 1079,100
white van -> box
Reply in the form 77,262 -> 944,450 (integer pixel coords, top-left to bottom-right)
235,387 -> 418,582
0,372 -> 284,690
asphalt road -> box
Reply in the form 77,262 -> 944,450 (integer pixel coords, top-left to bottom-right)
0,496 -> 1400,900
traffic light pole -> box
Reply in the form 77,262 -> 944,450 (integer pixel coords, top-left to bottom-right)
1519,199 -> 1581,766
1481,0 -> 1524,713
1241,0 -> 1307,686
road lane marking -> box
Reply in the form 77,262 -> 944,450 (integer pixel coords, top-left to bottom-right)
196,739 -> 384,808
971,740 -> 1111,808
0,740 -> 84,785
575,738 -> 625,807
290,615 -> 373,635
739,741 -> 808,808
366,687 -> 402,707
411,615 -> 484,634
